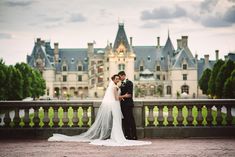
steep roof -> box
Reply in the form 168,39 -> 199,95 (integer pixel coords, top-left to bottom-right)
28,44 -> 53,69
113,23 -> 130,52
56,48 -> 88,72
162,34 -> 175,58
172,48 -> 196,69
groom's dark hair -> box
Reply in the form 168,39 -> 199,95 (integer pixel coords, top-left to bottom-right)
118,71 -> 126,76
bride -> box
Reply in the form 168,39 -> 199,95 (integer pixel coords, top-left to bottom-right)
48,74 -> 151,146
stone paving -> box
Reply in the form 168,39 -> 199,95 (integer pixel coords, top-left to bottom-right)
0,139 -> 235,157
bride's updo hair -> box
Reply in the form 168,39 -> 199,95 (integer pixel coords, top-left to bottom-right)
111,74 -> 120,80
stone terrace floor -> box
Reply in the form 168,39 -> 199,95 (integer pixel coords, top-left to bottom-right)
0,139 -> 235,157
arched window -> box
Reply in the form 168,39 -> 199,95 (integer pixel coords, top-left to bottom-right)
181,85 -> 189,94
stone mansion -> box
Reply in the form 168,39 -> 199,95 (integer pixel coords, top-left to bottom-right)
27,23 -> 218,99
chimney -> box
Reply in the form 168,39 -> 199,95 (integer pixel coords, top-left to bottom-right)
54,43 -> 59,64
36,38 -> 41,45
88,43 -> 94,55
130,37 -> 133,46
41,40 -> 45,46
157,37 -> 160,48
215,50 -> 219,61
181,36 -> 188,48
195,54 -> 198,60
177,39 -> 182,49
204,54 -> 209,65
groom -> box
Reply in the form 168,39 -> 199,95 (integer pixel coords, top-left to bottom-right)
118,71 -> 137,140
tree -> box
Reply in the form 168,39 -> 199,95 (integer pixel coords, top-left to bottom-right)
199,68 -> 211,95
31,70 -> 46,99
0,59 -> 7,100
223,69 -> 235,98
215,59 -> 235,98
15,63 -> 33,98
207,59 -> 225,98
11,67 -> 23,100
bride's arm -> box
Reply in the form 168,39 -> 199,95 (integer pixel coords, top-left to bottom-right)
113,87 -> 119,101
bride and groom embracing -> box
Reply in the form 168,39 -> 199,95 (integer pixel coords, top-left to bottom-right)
48,71 -> 151,146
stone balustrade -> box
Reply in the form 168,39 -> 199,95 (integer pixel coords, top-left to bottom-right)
0,99 -> 234,138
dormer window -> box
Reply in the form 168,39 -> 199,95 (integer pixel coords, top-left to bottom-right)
183,64 -> 187,70
156,66 -> 160,71
78,65 -> 83,71
147,56 -> 151,61
71,58 -> 74,64
84,57 -> 88,63
62,66 -> 67,71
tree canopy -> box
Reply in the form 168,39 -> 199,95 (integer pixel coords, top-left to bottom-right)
199,68 -> 211,95
0,60 -> 46,100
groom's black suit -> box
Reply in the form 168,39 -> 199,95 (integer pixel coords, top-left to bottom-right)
120,79 -> 137,140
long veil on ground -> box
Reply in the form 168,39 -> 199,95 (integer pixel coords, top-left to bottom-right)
48,81 -> 151,146
48,81 -> 116,142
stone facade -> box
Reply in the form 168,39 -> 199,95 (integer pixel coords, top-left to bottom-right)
27,23 -> 217,99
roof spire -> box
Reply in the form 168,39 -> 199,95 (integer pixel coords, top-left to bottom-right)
168,27 -> 170,38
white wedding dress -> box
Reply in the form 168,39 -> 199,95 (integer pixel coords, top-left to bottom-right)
48,81 -> 151,146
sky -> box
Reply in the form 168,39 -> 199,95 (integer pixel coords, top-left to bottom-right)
0,0 -> 235,65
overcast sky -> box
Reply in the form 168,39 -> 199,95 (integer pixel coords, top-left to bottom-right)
0,0 -> 235,65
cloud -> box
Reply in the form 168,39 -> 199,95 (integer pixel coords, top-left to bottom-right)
201,16 -> 231,27
4,0 -> 35,7
0,33 -> 13,39
200,0 -> 219,13
224,5 -> 235,23
141,6 -> 187,20
200,5 -> 235,27
141,22 -> 160,28
140,0 -> 235,28
69,13 -> 86,22
100,9 -> 112,17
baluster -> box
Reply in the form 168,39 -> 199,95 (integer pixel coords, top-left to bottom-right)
215,105 -> 223,126
206,105 -> 213,126
157,106 -> 164,126
167,105 -> 174,126
186,105 -> 194,126
147,106 -> 155,126
23,108 -> 30,127
3,110 -> 11,127
196,105 -> 203,126
72,107 -> 79,127
13,108 -> 21,127
82,106 -> 89,127
33,107 -> 40,127
62,107 -> 69,127
226,106 -> 233,126
176,105 -> 184,126
43,107 -> 50,127
52,107 -> 60,127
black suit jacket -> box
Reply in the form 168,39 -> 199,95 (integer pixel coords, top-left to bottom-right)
120,79 -> 134,107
